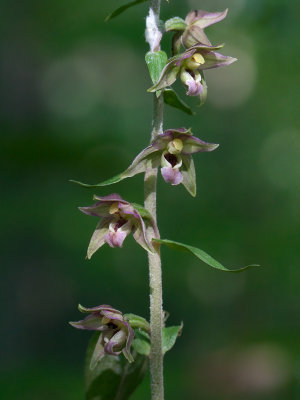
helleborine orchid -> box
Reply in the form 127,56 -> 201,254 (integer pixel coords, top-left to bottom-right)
70,304 -> 135,368
79,194 -> 156,258
148,43 -> 236,104
74,129 -> 218,197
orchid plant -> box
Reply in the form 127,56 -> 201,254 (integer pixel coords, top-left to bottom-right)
69,2 -> 258,400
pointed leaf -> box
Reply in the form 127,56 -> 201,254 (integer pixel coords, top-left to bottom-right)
145,51 -> 168,84
70,173 -> 124,188
85,333 -> 148,400
163,88 -> 195,115
70,148 -> 161,188
162,325 -> 183,354
153,239 -> 260,272
105,0 -> 148,22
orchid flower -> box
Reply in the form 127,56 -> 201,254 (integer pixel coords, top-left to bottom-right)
70,304 -> 135,368
183,9 -> 228,48
165,9 -> 228,53
80,129 -> 218,197
79,194 -> 156,258
148,43 -> 236,104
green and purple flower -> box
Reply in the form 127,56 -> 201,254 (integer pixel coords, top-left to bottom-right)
182,9 -> 228,48
148,43 -> 236,104
70,304 -> 135,368
85,129 -> 218,197
79,194 -> 155,258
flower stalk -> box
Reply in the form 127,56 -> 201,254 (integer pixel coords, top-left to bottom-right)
70,2 -> 244,399
145,1 -> 164,399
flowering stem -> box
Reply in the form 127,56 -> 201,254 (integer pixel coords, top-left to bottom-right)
144,97 -> 164,400
145,2 -> 164,399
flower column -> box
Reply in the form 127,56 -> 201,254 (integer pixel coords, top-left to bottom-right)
145,1 -> 165,400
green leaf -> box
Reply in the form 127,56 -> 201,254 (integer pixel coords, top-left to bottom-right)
70,173 -> 124,188
85,333 -> 148,400
145,51 -> 168,84
105,0 -> 148,22
162,325 -> 183,354
132,330 -> 151,356
165,17 -> 187,32
154,239 -> 260,272
163,88 -> 195,115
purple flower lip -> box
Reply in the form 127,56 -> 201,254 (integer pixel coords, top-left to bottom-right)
161,166 -> 183,186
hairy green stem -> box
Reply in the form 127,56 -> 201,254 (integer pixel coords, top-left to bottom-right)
144,95 -> 164,400
150,0 -> 161,17
145,2 -> 164,399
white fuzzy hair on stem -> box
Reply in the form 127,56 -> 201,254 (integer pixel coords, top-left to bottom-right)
145,8 -> 162,52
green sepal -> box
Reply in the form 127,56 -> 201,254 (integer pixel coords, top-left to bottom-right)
130,203 -> 153,221
165,17 -> 187,32
124,313 -> 150,333
198,71 -> 207,107
162,324 -> 183,354
85,332 -> 148,400
132,329 -> 151,356
153,239 -> 260,272
181,155 -> 196,197
145,51 -> 168,84
163,88 -> 195,115
105,0 -> 148,22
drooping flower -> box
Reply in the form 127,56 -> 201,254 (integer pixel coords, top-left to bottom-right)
79,194 -> 155,258
70,304 -> 135,368
85,129 -> 218,197
182,9 -> 228,48
148,43 -> 236,104
165,9 -> 228,53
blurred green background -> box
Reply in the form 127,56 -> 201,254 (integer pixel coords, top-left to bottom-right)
1,0 -> 300,399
